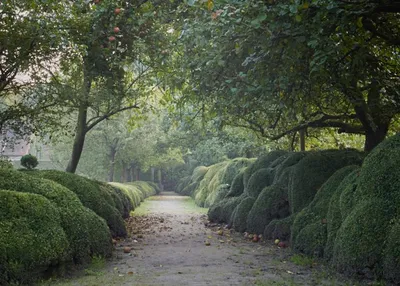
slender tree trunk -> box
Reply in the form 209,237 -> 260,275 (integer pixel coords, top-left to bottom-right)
66,104 -> 88,173
66,63 -> 91,173
136,168 -> 140,181
126,165 -> 132,182
299,129 -> 306,151
130,163 -> 135,181
108,147 -> 116,182
121,161 -> 127,182
151,167 -> 155,182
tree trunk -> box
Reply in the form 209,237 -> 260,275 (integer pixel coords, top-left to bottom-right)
130,163 -> 135,181
66,104 -> 88,173
299,129 -> 306,151
108,147 -> 116,182
151,167 -> 155,182
121,161 -> 127,182
66,63 -> 91,173
136,168 -> 140,181
126,165 -> 132,182
364,124 -> 389,152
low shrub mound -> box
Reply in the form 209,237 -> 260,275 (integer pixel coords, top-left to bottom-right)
0,190 -> 69,284
383,220 -> 400,284
246,185 -> 289,234
128,181 -> 157,201
289,150 -> 364,214
0,169 -> 112,263
264,214 -> 295,241
243,151 -> 287,187
30,170 -> 126,238
245,168 -> 274,198
176,176 -> 191,194
99,183 -> 132,219
232,197 -> 255,232
291,166 -> 359,257
225,169 -> 246,197
208,194 -> 245,225
272,152 -> 307,187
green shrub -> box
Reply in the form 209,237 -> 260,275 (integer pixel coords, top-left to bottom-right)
243,151 -> 287,187
181,181 -> 199,196
246,185 -> 289,234
272,152 -> 307,187
0,168 -> 112,263
30,170 -> 126,238
0,190 -> 69,284
383,219 -> 400,283
0,156 -> 13,169
232,197 -> 255,232
110,182 -> 141,209
99,183 -> 131,219
245,168 -> 274,198
291,166 -> 359,257
208,194 -> 245,224
226,169 -> 245,197
289,150 -> 364,214
20,154 -> 38,170
264,214 -> 295,241
332,200 -> 390,277
325,168 -> 360,261
191,166 -> 209,183
176,176 -> 191,194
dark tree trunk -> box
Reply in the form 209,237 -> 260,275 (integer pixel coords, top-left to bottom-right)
66,104 -> 88,173
126,165 -> 132,182
151,167 -> 155,182
108,147 -> 116,182
299,129 -> 306,151
364,123 -> 389,152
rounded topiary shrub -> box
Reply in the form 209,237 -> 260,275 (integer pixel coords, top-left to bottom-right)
289,150 -> 364,214
29,170 -> 126,238
0,190 -> 69,285
243,151 -> 287,187
291,165 -> 359,257
332,199 -> 391,277
264,214 -> 295,241
246,185 -> 289,235
20,154 -> 38,170
0,156 -> 13,169
245,168 -> 274,198
232,196 -> 255,233
0,168 -> 112,263
382,219 -> 400,284
226,169 -> 245,198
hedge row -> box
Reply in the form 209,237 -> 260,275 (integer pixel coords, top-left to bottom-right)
0,168 -> 159,284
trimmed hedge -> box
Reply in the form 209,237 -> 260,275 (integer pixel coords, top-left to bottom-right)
232,197 -> 255,232
226,169 -> 246,198
208,194 -> 245,224
30,170 -> 127,238
291,166 -> 359,257
0,190 -> 69,284
246,185 -> 289,235
245,168 -> 274,198
264,214 -> 295,241
0,169 -> 112,264
289,150 -> 364,214
243,151 -> 287,188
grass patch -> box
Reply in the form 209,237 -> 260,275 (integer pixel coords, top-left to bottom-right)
290,254 -> 315,267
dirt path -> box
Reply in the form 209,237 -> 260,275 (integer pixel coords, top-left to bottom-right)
45,192 -> 351,286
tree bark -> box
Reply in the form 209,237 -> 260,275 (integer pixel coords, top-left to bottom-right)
151,167 -> 155,182
121,161 -> 127,182
364,123 -> 389,152
299,129 -> 306,151
66,104 -> 88,173
108,147 -> 116,182
126,165 -> 132,182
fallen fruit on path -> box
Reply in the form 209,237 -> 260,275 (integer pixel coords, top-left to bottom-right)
274,239 -> 280,245
252,235 -> 259,242
205,241 -> 211,246
217,230 -> 223,236
278,241 -> 287,248
123,247 -> 131,253
112,239 -> 117,245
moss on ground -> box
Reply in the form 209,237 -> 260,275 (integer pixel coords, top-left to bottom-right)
246,185 -> 289,235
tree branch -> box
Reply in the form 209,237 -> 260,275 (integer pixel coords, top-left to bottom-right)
86,104 -> 139,132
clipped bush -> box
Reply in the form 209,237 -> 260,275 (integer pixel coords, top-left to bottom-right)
243,151 -> 287,187
191,166 -> 209,183
30,170 -> 126,238
291,166 -> 359,257
176,176 -> 191,194
226,169 -> 246,197
273,152 -> 307,187
0,190 -> 69,284
232,197 -> 255,232
264,214 -> 295,241
208,194 -> 245,224
325,168 -> 361,260
246,185 -> 289,234
0,156 -> 13,169
20,154 -> 38,170
289,150 -> 364,214
110,182 -> 142,209
0,168 -> 112,263
332,200 -> 390,277
245,168 -> 274,198
382,219 -> 400,283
